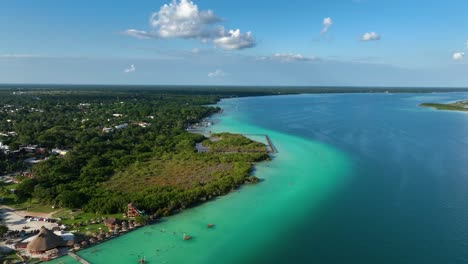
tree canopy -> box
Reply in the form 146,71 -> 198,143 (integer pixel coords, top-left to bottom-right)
0,88 -> 269,216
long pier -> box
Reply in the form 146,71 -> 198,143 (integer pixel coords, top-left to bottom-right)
68,252 -> 91,264
242,134 -> 277,153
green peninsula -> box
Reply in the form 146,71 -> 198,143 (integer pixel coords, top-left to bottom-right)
420,100 -> 468,112
0,88 -> 270,226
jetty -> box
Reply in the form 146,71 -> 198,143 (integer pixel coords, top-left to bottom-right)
242,134 -> 277,153
68,252 -> 91,264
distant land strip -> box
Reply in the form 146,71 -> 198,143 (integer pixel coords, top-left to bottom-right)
1,84 -> 468,95
420,101 -> 468,112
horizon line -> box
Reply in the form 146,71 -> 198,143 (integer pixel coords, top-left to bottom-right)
1,83 -> 468,90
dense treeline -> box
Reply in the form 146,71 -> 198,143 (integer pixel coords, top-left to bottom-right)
3,84 -> 468,94
202,133 -> 268,153
0,88 -> 268,216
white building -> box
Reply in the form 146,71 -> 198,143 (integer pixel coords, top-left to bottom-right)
102,127 -> 114,133
0,142 -> 9,153
51,148 -> 69,156
115,123 -> 128,130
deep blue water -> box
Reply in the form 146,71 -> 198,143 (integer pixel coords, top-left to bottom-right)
230,93 -> 468,263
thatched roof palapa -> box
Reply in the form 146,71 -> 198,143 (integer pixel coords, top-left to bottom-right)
103,217 -> 120,228
27,226 -> 65,253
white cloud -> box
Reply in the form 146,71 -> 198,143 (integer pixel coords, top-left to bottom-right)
257,53 -> 319,63
124,64 -> 136,73
208,69 -> 227,78
123,0 -> 255,50
361,32 -> 381,41
321,17 -> 333,34
267,53 -> 318,63
122,29 -> 156,39
452,52 -> 464,61
213,29 -> 255,50
149,0 -> 221,39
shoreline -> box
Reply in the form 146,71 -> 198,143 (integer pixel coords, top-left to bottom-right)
48,94 -> 351,264
419,101 -> 468,113
42,105 -> 272,263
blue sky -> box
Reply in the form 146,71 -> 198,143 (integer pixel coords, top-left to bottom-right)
1,0 -> 468,86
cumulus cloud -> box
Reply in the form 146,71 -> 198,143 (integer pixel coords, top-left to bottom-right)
452,52 -> 464,61
208,69 -> 227,77
149,0 -> 221,39
213,29 -> 255,50
361,32 -> 381,41
124,64 -> 136,73
123,0 -> 255,50
321,17 -> 333,34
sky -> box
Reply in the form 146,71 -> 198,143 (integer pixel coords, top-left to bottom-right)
1,0 -> 468,87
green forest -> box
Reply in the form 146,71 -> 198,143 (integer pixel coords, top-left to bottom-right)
0,87 -> 270,217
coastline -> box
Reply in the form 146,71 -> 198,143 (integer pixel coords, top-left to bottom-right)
419,102 -> 468,112
49,95 -> 351,264
45,101 -> 272,263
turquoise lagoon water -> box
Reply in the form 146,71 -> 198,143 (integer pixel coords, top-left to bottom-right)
52,93 -> 468,263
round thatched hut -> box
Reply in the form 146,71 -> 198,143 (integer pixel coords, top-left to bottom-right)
27,227 -> 65,254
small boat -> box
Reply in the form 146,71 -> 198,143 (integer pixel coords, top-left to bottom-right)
183,233 -> 192,241
207,224 -> 214,228
137,256 -> 146,263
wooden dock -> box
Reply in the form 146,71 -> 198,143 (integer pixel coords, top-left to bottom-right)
68,252 -> 91,264
242,134 -> 277,153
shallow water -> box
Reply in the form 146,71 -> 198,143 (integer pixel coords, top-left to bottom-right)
52,92 -> 468,263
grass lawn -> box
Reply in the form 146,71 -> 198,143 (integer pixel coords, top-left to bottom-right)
0,182 -> 19,203
0,182 -> 19,190
73,223 -> 107,234
1,183 -> 57,214
52,209 -> 122,232
8,199 -> 57,214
